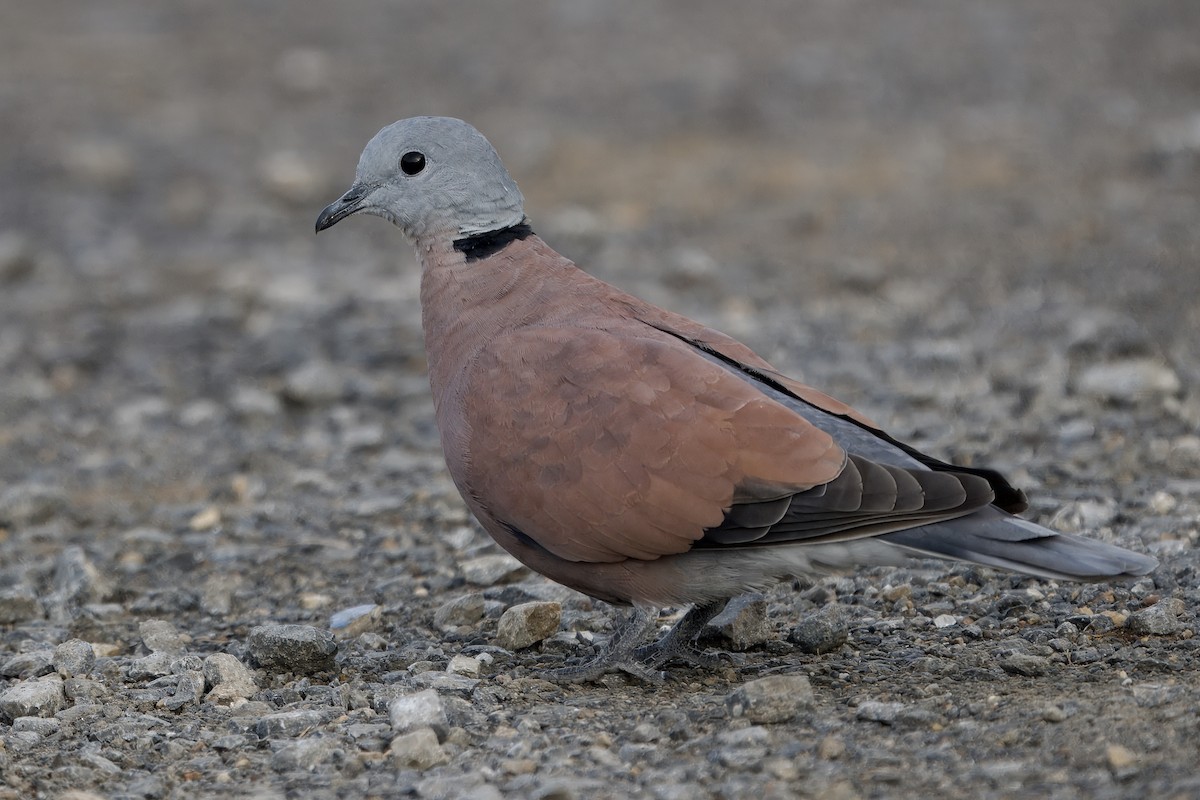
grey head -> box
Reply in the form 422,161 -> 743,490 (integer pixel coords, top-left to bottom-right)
315,116 -> 526,241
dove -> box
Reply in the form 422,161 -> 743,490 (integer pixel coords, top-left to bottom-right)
316,116 -> 1157,682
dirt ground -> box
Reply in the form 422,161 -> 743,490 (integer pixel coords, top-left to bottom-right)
2,2 -> 1199,798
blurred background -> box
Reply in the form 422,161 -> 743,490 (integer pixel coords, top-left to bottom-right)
3,0 -> 1198,536
0,2 -> 1198,794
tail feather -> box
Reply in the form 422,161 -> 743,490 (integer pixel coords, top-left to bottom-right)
880,507 -> 1157,581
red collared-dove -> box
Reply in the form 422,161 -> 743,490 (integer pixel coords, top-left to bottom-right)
316,116 -> 1157,682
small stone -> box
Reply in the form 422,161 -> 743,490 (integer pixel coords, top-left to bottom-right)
270,737 -> 345,772
629,723 -> 663,743
0,586 -> 42,624
817,734 -> 846,759
330,604 -> 383,639
161,670 -> 206,711
999,653 -> 1050,677
126,651 -> 175,680
53,639 -> 96,677
706,593 -> 772,650
63,677 -> 110,702
281,361 -> 345,405
1049,498 -> 1119,534
11,716 -> 60,736
447,655 -> 482,678
259,150 -> 324,205
389,689 -> 448,737
0,231 -> 38,283
460,553 -> 528,585
1041,705 -> 1067,722
1126,598 -> 1185,636
1074,359 -> 1181,402
0,649 -> 54,679
855,701 -> 908,725
204,653 -> 259,704
231,385 -> 283,417
1105,743 -> 1139,777
247,624 -> 338,674
433,593 -> 487,630
390,728 -> 449,770
63,138 -> 135,188
140,619 -> 186,655
495,601 -> 562,650
0,678 -> 66,721
0,483 -> 69,527
1148,491 -> 1177,515
188,506 -> 222,531
256,709 -> 329,738
299,592 -> 334,610
932,614 -> 958,629
789,605 -> 849,654
726,674 -> 814,723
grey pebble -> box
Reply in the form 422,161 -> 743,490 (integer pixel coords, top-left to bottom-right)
726,674 -> 814,723
494,601 -> 562,650
139,619 -> 186,655
256,709 -> 330,739
855,701 -> 909,725
460,553 -> 529,585
433,593 -> 487,630
1126,598 -> 1185,636
706,593 -> 772,651
389,727 -> 449,770
0,229 -> 39,283
0,586 -> 42,625
247,623 -> 338,674
64,677 -> 110,702
230,385 -> 283,417
0,482 -> 69,527
11,716 -> 61,736
126,652 -> 175,680
282,360 -> 346,405
389,689 -> 448,737
270,736 -> 346,772
1,649 -> 54,679
789,605 -> 850,654
54,639 -> 96,678
330,603 -> 383,639
999,653 -> 1051,677
0,677 -> 67,721
203,652 -> 259,704
1073,359 -> 1180,401
161,670 -> 206,711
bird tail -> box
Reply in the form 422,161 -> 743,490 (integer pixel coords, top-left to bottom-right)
879,506 -> 1158,581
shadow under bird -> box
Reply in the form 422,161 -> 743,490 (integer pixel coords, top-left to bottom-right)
316,116 -> 1158,682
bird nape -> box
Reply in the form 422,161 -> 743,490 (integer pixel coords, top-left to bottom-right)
316,116 -> 1158,684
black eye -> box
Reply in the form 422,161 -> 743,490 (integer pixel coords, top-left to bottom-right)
400,151 -> 426,175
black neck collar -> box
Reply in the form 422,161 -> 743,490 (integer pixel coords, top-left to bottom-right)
453,220 -> 534,261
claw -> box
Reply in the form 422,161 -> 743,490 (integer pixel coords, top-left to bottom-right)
539,600 -> 736,684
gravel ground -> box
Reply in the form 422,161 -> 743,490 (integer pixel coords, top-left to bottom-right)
2,2 -> 1199,798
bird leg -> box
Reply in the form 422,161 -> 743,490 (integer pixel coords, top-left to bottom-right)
543,600 -> 734,684
634,599 -> 730,669
543,604 -> 665,684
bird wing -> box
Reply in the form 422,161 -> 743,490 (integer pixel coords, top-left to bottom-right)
461,320 -> 995,564
625,302 -> 1029,513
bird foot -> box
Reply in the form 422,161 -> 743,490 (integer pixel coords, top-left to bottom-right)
540,604 -> 665,684
540,600 -> 734,684
541,656 -> 666,685
633,639 -> 742,670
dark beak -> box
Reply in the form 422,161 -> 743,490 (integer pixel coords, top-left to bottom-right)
315,183 -> 369,233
